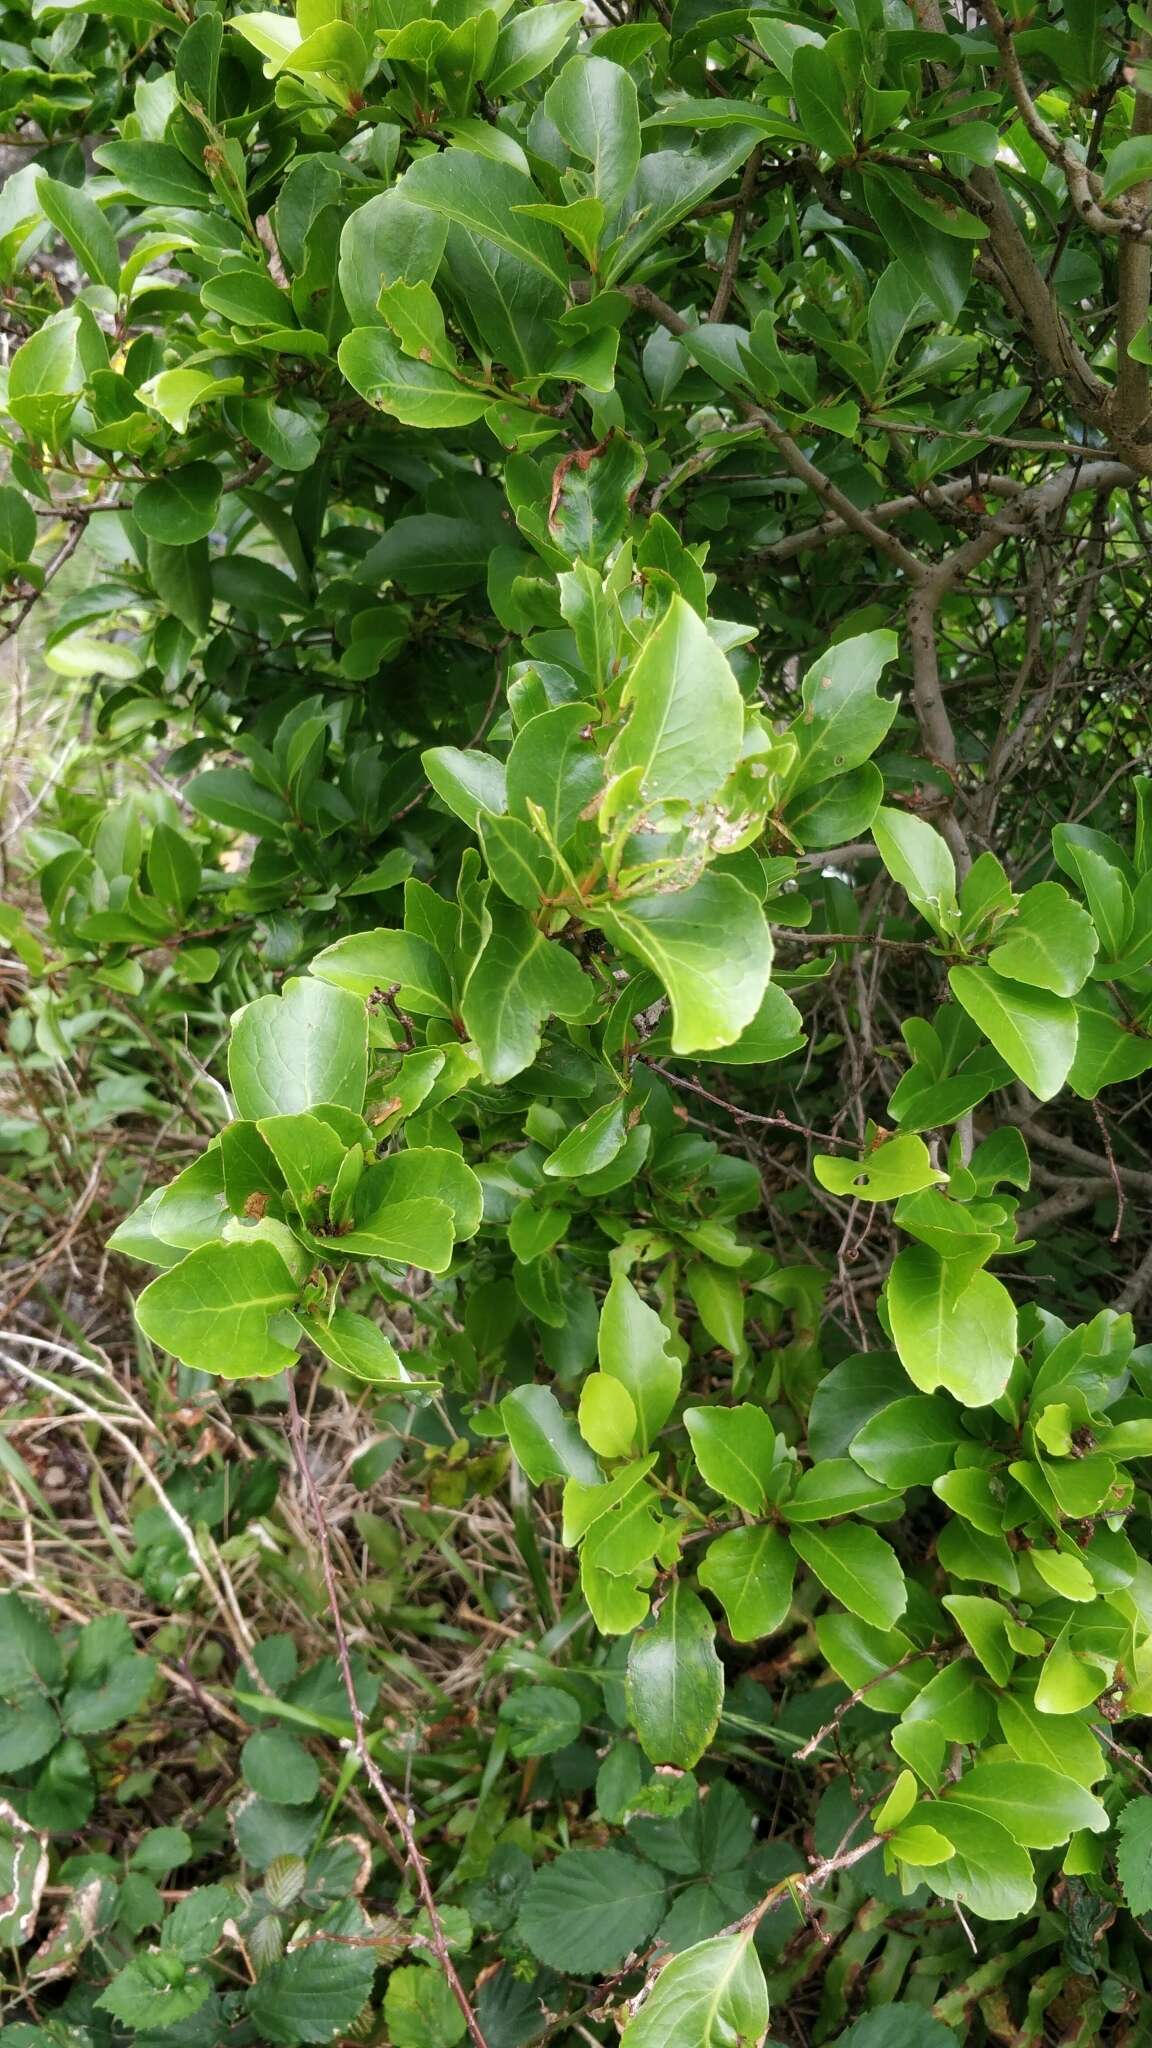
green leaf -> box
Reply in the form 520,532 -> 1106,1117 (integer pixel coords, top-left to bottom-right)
683,1404 -> 778,1513
598,1271 -> 681,1450
987,881 -> 1098,996
383,1964 -> 466,2048
544,54 -> 641,211
598,875 -> 773,1055
0,484 -> 35,571
516,1847 -> 666,1971
900,1803 -> 1034,1921
246,1928 -> 377,2044
792,43 -> 853,158
1101,136 -> 1152,201
620,1931 -> 769,2048
229,978 -> 368,1120
93,141 -> 211,209
184,767 -> 290,836
133,462 -> 222,546
788,1522 -> 906,1629
788,630 -> 898,792
948,965 -> 1077,1101
606,595 -> 743,806
887,1246 -> 1017,1406
872,806 -> 958,935
1117,1797 -> 1152,1916
462,901 -> 594,1082
941,1594 -> 1014,1686
401,151 -> 568,286
309,927 -> 454,1014
337,329 -> 490,429
488,0 -> 584,96
543,1098 -> 627,1178
136,1241 -> 299,1377
785,1458 -> 898,1521
549,433 -> 646,564
37,174 -> 120,291
945,1761 -> 1106,1848
62,1615 -> 154,1734
626,1585 -> 724,1767
0,1592 -> 64,1695
423,746 -> 508,828
502,1383 -> 601,1483
98,1956 -> 212,2032
813,1134 -> 945,1203
300,1308 -> 428,1386
507,701 -> 603,845
499,1685 -> 582,1758
995,1694 -> 1103,1788
242,1729 -> 321,1805
697,1525 -> 795,1643
0,1697 -> 59,1771
849,1395 -> 960,1488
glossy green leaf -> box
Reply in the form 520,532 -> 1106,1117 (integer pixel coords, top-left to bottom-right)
949,965 -> 1077,1101
598,875 -> 773,1055
887,1246 -> 1017,1406
229,978 -> 368,1120
683,1403 -> 778,1513
697,1525 -> 795,1643
626,1585 -> 724,1767
789,1522 -> 906,1629
136,1241 -> 299,1377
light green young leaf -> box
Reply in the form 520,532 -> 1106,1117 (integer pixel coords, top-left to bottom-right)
606,595 -> 743,806
579,1371 -> 639,1458
598,1270 -> 680,1449
899,1803 -> 1035,1921
872,806 -> 958,935
813,1133 -> 945,1203
620,1931 -> 769,2048
887,1246 -> 1017,1406
945,1761 -> 1106,1848
337,329 -> 490,429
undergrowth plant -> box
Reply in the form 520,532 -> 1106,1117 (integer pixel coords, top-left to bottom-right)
3,0 -> 1152,2041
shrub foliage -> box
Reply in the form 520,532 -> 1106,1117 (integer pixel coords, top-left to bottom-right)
3,0 -> 1152,2039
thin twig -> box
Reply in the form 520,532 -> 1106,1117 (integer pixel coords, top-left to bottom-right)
793,1651 -> 924,1761
1092,1102 -> 1127,1243
645,1062 -> 849,1147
